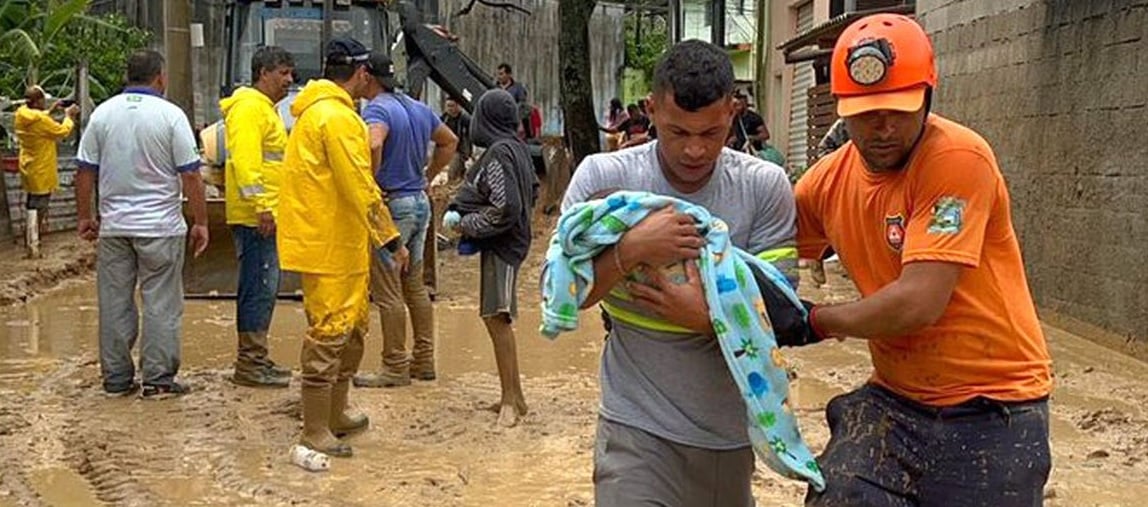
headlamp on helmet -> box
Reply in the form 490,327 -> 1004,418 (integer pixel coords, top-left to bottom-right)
846,38 -> 895,86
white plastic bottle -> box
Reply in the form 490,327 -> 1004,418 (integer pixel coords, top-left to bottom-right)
290,445 -> 330,472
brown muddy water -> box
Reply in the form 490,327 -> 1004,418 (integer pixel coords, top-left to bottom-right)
1,268 -> 1148,506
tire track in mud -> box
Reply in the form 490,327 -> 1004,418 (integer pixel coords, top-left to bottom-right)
0,390 -> 48,507
0,356 -> 95,507
185,373 -> 322,507
41,365 -> 318,506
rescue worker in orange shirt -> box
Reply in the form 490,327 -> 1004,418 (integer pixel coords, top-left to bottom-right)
789,14 -> 1053,506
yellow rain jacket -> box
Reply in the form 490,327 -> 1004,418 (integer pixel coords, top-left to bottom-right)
220,86 -> 287,226
14,105 -> 74,195
277,79 -> 400,276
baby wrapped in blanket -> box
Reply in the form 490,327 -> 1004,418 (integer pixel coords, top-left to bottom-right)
539,189 -> 826,491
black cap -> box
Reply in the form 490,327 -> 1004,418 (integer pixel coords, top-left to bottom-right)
367,52 -> 394,78
366,52 -> 399,88
325,36 -> 370,66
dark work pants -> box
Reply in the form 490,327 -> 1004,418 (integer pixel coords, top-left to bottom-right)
806,384 -> 1051,507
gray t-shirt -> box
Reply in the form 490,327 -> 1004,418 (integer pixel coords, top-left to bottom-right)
77,88 -> 201,238
562,142 -> 797,450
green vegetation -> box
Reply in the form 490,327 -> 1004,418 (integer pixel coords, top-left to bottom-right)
0,0 -> 152,103
623,11 -> 669,86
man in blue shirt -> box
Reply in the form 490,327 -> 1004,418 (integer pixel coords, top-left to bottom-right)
496,63 -> 533,139
354,52 -> 458,388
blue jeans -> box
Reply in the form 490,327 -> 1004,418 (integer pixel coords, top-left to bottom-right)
232,226 -> 280,333
806,384 -> 1051,507
386,192 -> 431,262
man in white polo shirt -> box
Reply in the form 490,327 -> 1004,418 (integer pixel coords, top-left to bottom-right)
76,49 -> 210,400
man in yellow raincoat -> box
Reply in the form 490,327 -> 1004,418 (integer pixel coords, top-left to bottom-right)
14,85 -> 78,257
277,37 -> 405,457
221,46 -> 295,388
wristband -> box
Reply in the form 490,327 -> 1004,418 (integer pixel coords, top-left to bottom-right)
808,305 -> 829,342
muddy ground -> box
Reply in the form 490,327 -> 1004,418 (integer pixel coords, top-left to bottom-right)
0,234 -> 94,306
1,225 -> 1148,506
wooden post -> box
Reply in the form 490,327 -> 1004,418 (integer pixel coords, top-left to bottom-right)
163,0 -> 195,117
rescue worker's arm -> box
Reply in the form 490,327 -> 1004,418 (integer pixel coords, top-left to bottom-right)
812,262 -> 962,339
426,123 -> 458,184
226,101 -> 274,216
328,118 -> 399,249
810,148 -> 998,340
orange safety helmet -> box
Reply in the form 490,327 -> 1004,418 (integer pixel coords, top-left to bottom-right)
831,13 -> 936,117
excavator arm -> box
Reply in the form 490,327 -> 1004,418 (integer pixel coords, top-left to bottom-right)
391,0 -> 547,174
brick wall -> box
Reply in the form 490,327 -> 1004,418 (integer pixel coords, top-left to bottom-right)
4,158 -> 80,238
917,0 -> 1148,342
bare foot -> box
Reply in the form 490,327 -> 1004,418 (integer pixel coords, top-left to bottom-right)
496,403 -> 520,427
480,401 -> 501,413
512,397 -> 529,416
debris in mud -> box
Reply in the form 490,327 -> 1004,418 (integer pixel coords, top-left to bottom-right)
1087,449 -> 1110,459
0,405 -> 30,435
1083,366 -> 1095,374
1043,486 -> 1057,499
1078,408 -> 1132,432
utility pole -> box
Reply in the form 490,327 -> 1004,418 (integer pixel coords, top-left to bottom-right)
754,0 -> 771,115
322,0 -> 334,48
164,0 -> 194,118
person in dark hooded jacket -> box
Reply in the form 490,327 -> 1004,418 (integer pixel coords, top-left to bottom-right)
443,89 -> 538,427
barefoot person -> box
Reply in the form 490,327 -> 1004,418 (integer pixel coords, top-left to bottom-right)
443,89 -> 538,427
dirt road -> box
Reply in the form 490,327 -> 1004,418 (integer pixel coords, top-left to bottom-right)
1,233 -> 1147,506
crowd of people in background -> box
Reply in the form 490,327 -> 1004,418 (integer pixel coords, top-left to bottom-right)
598,88 -> 787,171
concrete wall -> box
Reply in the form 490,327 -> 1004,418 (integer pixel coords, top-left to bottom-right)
917,0 -> 1148,342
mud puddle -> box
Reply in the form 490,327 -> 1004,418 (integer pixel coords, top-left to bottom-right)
0,284 -> 603,379
2,270 -> 1148,505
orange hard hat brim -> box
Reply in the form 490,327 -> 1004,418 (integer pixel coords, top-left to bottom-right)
836,86 -> 927,117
